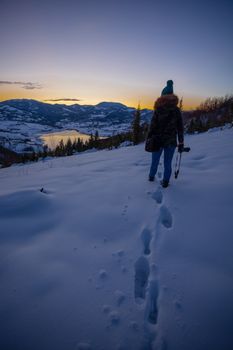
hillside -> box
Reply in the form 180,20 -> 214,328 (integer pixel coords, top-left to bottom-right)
0,127 -> 233,350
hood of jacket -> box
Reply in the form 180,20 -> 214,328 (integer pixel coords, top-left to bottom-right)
154,94 -> 179,110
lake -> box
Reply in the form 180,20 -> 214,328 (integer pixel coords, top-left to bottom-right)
40,130 -> 91,150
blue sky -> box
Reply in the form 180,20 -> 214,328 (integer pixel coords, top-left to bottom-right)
1,0 -> 232,109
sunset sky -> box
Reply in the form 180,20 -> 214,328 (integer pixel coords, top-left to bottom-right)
1,0 -> 233,110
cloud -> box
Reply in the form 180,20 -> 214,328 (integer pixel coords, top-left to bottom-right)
0,80 -> 42,89
44,98 -> 82,102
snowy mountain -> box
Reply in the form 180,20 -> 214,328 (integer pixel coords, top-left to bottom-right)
95,102 -> 129,109
0,99 -> 152,127
0,127 -> 232,350
0,99 -> 152,153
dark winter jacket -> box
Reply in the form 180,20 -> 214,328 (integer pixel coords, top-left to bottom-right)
147,94 -> 184,151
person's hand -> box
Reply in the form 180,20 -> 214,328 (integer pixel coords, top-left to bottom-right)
178,143 -> 184,153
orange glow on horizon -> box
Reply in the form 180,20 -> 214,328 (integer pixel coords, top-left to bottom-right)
0,90 -> 204,111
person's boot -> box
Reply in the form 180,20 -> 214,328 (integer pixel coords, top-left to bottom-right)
161,179 -> 169,188
148,176 -> 155,182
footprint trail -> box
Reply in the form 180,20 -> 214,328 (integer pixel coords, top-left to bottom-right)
159,205 -> 173,228
134,256 -> 150,301
152,189 -> 163,204
141,228 -> 152,255
147,279 -> 159,325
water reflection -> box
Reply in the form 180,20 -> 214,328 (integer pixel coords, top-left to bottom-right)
40,130 -> 91,150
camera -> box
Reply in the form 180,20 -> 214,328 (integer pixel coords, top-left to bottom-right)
183,146 -> 191,152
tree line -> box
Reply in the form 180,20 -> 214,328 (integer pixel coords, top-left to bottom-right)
186,95 -> 233,133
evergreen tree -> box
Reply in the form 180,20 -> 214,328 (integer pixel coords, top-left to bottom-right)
113,134 -> 121,148
88,133 -> 94,148
59,139 -> 65,155
42,145 -> 48,159
196,118 -> 204,132
54,139 -> 65,157
66,138 -> 73,156
132,104 -> 141,145
187,119 -> 195,134
94,130 -> 99,148
72,140 -> 77,151
141,122 -> 149,141
79,138 -> 84,152
179,97 -> 183,111
30,151 -> 38,162
228,102 -> 233,126
94,130 -> 99,142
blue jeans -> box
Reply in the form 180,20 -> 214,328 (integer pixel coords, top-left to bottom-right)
149,146 -> 176,182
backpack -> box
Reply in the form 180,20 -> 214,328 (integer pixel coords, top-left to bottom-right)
145,134 -> 162,152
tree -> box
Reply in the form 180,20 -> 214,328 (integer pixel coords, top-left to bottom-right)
42,145 -> 48,159
59,139 -> 65,154
196,118 -> 204,132
65,138 -> 73,156
132,104 -> 141,145
54,139 -> 65,157
179,97 -> 183,111
141,122 -> 149,141
187,119 -> 195,134
228,101 -> 233,126
94,130 -> 100,148
88,133 -> 95,148
79,138 -> 85,151
94,130 -> 99,142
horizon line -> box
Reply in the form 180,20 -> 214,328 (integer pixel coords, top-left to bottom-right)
0,96 -> 203,111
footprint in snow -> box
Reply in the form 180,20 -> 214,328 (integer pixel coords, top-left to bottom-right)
147,279 -> 159,325
192,154 -> 206,161
141,228 -> 152,255
109,311 -> 120,325
115,290 -> 126,306
134,256 -> 150,301
121,204 -> 128,217
174,301 -> 182,311
99,269 -> 108,280
121,265 -> 127,273
152,189 -> 163,204
159,205 -> 173,228
102,305 -> 111,314
116,250 -> 125,257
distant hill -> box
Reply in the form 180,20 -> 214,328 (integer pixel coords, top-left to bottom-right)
0,99 -> 152,127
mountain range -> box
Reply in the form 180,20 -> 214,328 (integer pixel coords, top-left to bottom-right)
0,99 -> 153,153
0,99 -> 152,127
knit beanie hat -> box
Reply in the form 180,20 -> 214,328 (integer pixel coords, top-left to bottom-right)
161,80 -> 174,96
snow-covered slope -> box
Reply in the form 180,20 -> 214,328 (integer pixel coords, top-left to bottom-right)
0,128 -> 233,350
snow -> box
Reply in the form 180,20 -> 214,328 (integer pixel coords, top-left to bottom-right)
0,121 -> 54,152
0,105 -> 20,112
0,128 -> 233,350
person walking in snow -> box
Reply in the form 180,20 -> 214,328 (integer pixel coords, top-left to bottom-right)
146,80 -> 184,188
